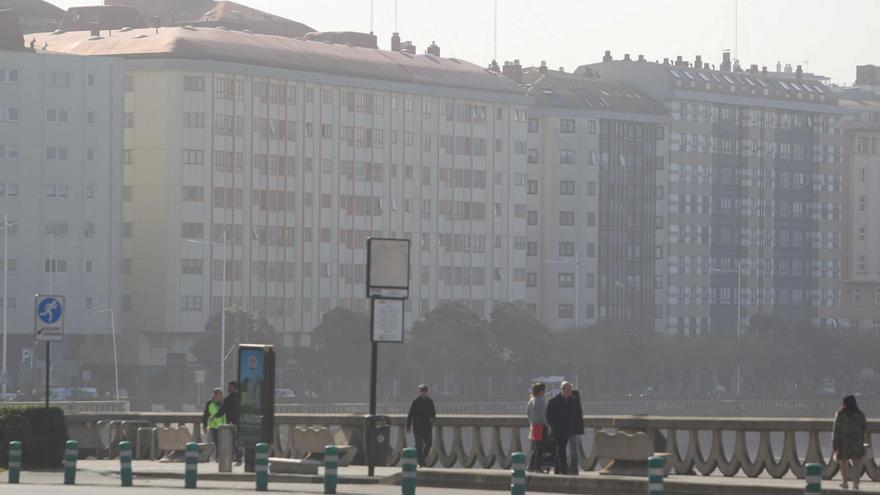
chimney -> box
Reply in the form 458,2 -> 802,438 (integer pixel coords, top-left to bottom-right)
391,32 -> 401,51
539,60 -> 548,74
795,64 -> 803,80
776,61 -> 782,72
695,55 -> 702,68
501,60 -> 522,83
602,50 -> 612,63
426,41 -> 440,57
558,67 -> 565,73
749,64 -> 758,74
663,57 -> 669,65
637,54 -> 645,62
623,53 -> 631,62
720,51 -> 731,72
675,55 -> 683,67
762,66 -> 768,76
402,41 -> 416,54
784,63 -> 792,73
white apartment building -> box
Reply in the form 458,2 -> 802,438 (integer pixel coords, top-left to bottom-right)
0,31 -> 124,391
36,27 -> 529,367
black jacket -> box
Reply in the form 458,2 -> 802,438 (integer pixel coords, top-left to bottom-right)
546,393 -> 577,440
406,396 -> 436,434
571,390 -> 585,435
215,391 -> 240,426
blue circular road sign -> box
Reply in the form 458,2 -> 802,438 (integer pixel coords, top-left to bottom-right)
37,297 -> 63,324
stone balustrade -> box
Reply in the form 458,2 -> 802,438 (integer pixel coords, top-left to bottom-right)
64,413 -> 880,480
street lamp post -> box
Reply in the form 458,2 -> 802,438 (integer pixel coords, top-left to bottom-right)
1,215 -> 18,395
187,232 -> 231,387
710,260 -> 743,396
545,251 -> 583,328
92,309 -> 119,401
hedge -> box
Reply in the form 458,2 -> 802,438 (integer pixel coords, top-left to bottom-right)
0,406 -> 67,469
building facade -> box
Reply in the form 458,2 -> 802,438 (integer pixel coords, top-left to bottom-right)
36,27 -> 529,367
0,35 -> 124,390
837,72 -> 880,332
517,63 -> 669,332
588,53 -> 846,335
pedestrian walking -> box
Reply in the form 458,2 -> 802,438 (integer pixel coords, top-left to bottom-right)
567,388 -> 585,475
214,380 -> 242,465
406,384 -> 436,467
526,383 -> 548,472
832,394 -> 869,490
545,381 -> 576,475
201,388 -> 226,461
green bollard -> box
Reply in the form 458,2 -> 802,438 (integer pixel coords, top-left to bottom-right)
184,442 -> 198,489
647,455 -> 666,495
64,440 -> 79,485
255,442 -> 269,491
401,447 -> 417,495
324,445 -> 338,494
8,441 -> 21,484
119,440 -> 133,487
805,463 -> 821,494
510,451 -> 526,495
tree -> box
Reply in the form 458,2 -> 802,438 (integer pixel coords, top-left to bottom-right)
407,302 -> 499,396
190,305 -> 284,384
489,303 -> 558,380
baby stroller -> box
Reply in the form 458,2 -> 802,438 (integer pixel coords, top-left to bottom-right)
533,439 -> 558,473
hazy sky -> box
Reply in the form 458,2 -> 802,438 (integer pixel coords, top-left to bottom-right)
50,0 -> 875,85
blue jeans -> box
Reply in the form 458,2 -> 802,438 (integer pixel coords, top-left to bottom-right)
568,435 -> 579,474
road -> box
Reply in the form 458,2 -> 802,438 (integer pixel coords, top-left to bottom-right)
4,470 -> 531,495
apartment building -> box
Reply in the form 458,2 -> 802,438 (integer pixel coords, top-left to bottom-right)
513,62 -> 669,331
588,52 -> 846,335
0,15 -> 124,390
837,66 -> 880,331
35,27 -> 529,366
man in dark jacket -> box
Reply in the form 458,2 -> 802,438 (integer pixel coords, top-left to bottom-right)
214,380 -> 241,464
406,384 -> 436,467
545,381 -> 576,474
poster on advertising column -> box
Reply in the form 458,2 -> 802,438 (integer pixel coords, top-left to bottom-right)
237,345 -> 275,445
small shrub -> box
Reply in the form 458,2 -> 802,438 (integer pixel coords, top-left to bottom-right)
0,406 -> 67,468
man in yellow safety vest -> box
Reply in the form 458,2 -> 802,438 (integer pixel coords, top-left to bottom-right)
201,388 -> 226,460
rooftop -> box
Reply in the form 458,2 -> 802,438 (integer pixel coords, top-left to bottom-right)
0,0 -> 63,17
31,26 -> 523,95
522,66 -> 666,115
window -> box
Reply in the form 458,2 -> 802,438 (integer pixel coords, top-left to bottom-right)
84,259 -> 94,273
559,242 -> 575,257
87,111 -> 95,124
181,259 -> 203,275
182,149 -> 204,164
85,185 -> 95,199
528,118 -> 539,133
527,180 -> 538,195
84,222 -> 95,238
527,149 -> 538,164
585,273 -> 595,288
655,246 -> 664,259
655,126 -> 665,140
560,149 -> 576,165
182,222 -> 203,239
321,124 -> 332,138
51,71 -> 70,87
527,211 -> 538,225
853,288 -> 862,305
559,180 -> 575,195
183,75 -> 205,91
44,258 -> 67,273
182,186 -> 203,201
558,273 -> 575,288
514,109 -> 527,122
586,242 -> 596,257
0,145 -> 19,160
858,255 -> 867,273
526,272 -> 537,287
46,109 -> 69,123
875,288 -> 880,305
558,304 -> 574,319
560,119 -> 575,133
559,211 -> 575,226
586,211 -> 596,227
181,296 -> 203,311
183,112 -> 204,128
527,241 -> 537,256
0,106 -> 18,122
859,227 -> 866,241
586,181 -> 596,196
46,147 -> 69,161
859,196 -> 866,212
588,120 -> 596,135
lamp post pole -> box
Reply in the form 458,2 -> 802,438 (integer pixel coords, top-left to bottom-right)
93,309 -> 119,401
187,232 -> 231,387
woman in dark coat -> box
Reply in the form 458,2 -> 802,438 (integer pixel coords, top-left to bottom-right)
832,395 -> 868,490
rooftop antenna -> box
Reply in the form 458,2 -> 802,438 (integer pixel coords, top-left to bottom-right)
734,0 -> 738,65
369,0 -> 374,34
493,0 -> 498,61
394,0 -> 398,32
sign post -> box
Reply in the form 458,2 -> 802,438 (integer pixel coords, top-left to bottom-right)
365,238 -> 410,476
237,344 -> 275,472
35,294 -> 64,468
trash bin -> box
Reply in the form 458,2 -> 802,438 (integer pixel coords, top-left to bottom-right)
363,415 -> 391,467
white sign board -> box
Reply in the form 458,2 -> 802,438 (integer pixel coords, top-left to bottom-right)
34,295 -> 65,342
367,238 -> 410,299
371,298 -> 405,343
